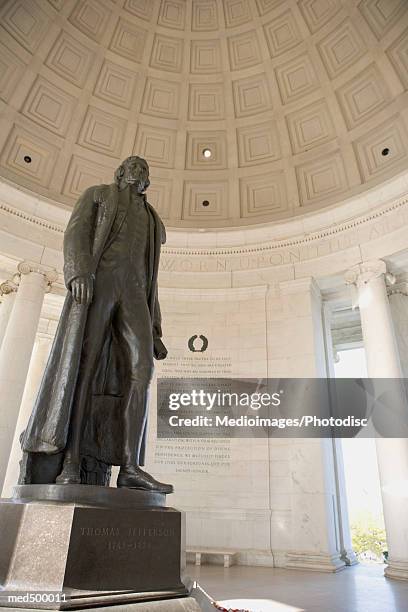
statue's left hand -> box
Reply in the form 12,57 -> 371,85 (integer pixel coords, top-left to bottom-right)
153,337 -> 168,360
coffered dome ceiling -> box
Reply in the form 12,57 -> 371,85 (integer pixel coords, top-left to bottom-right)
0,0 -> 408,228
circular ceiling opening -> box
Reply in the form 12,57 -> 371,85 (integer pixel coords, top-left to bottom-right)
23,156 -> 32,164
202,148 -> 212,159
202,200 -> 210,207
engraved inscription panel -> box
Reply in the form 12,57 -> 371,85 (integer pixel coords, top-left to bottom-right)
64,507 -> 182,591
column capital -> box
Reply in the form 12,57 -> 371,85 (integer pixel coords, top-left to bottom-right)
17,261 -> 58,288
0,279 -> 18,296
344,259 -> 391,287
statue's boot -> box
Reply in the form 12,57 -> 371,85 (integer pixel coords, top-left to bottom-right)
117,465 -> 173,493
117,381 -> 174,494
56,460 -> 81,485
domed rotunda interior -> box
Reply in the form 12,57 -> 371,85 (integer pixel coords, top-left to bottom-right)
1,1 -> 408,610
0,0 -> 407,227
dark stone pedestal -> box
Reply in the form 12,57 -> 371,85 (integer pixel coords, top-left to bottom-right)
0,485 -> 190,610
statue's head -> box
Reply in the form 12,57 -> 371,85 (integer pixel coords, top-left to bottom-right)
114,156 -> 150,193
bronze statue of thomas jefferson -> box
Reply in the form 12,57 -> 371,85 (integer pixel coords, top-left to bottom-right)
21,156 -> 173,493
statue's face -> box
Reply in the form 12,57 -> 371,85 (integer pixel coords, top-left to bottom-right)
122,157 -> 149,193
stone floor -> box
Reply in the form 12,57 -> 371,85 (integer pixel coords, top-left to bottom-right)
188,563 -> 408,612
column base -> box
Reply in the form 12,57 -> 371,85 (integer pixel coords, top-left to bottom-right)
385,558 -> 408,580
285,551 -> 346,573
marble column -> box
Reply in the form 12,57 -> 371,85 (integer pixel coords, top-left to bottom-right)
2,333 -> 53,497
345,259 -> 408,580
0,262 -> 58,492
388,282 -> 408,378
322,302 -> 358,566
0,279 -> 18,349
268,278 -> 346,572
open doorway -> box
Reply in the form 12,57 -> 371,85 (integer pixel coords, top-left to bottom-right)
334,347 -> 387,564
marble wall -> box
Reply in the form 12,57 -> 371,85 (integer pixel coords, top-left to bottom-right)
140,281 -> 345,570
146,286 -> 274,564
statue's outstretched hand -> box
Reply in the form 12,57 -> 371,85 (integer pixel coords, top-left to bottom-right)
154,337 -> 168,360
71,274 -> 94,305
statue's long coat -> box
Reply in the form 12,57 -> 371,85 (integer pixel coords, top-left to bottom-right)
22,183 -> 165,462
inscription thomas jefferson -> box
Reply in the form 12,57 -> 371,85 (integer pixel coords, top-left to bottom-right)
64,507 -> 182,591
